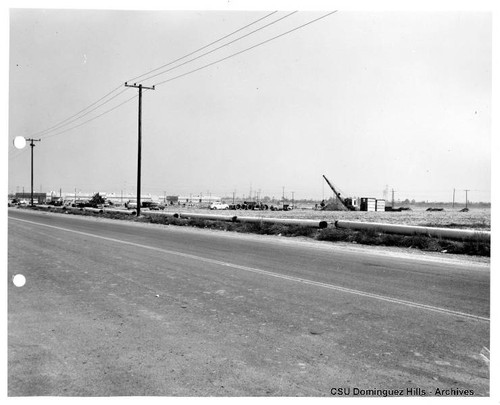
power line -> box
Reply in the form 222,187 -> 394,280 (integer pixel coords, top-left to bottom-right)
27,83 -> 125,138
153,11 -> 338,87
33,88 -> 131,138
128,11 -> 279,83
17,11 -> 337,146
9,147 -> 28,161
138,11 -> 298,85
22,12 -> 282,141
42,93 -> 139,141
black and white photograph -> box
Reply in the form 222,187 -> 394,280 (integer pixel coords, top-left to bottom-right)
5,0 -> 495,399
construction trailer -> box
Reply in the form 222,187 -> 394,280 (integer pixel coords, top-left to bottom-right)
376,199 -> 386,211
359,198 -> 386,212
360,198 -> 376,211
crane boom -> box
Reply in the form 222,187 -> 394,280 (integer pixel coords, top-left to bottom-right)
322,174 -> 354,211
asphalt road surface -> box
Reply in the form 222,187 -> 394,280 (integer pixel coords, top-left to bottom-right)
8,208 -> 490,396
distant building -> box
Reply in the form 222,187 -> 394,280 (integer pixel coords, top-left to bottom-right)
15,192 -> 47,204
360,197 -> 377,212
166,195 -> 179,205
179,195 -> 221,203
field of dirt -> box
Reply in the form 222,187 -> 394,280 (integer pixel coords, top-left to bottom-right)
160,206 -> 491,231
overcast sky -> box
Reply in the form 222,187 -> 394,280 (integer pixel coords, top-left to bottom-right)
7,5 -> 492,202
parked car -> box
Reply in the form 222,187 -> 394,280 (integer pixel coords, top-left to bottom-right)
209,202 -> 229,210
148,202 -> 165,210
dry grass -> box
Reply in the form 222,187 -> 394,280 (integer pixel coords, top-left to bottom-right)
28,205 -> 490,256
159,206 -> 491,231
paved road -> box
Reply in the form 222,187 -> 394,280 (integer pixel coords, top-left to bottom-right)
8,208 -> 490,396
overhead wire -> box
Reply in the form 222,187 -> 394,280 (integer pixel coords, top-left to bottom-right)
127,10 -> 279,83
9,147 -> 28,161
153,11 -> 338,87
27,83 -> 125,138
21,11 -> 285,142
42,93 -> 139,141
16,11 -> 337,147
138,11 -> 298,84
35,87 -> 131,137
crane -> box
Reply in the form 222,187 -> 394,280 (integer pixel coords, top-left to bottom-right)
322,174 -> 356,211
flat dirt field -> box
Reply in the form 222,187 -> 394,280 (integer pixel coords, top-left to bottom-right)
159,206 -> 491,231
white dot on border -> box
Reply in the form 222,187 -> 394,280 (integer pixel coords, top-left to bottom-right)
13,274 -> 26,287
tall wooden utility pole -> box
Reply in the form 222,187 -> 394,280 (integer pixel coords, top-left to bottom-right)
464,189 -> 470,209
26,138 -> 41,206
125,82 -> 155,217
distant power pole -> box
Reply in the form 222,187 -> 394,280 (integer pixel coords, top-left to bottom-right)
26,138 -> 41,205
452,188 -> 455,208
464,189 -> 470,209
391,189 -> 395,208
292,191 -> 295,208
125,82 -> 155,217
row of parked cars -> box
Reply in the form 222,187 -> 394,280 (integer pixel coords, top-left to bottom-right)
8,199 -> 29,207
209,202 -> 293,211
9,198 -> 291,212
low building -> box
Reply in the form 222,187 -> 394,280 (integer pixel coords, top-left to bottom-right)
15,192 -> 46,204
376,199 -> 386,212
177,195 -> 222,205
360,197 -> 377,212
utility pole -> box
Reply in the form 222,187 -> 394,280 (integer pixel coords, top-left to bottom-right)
26,138 -> 41,206
464,189 -> 470,209
391,188 -> 395,208
125,82 -> 155,216
292,191 -> 295,208
452,188 -> 455,208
